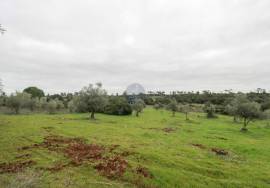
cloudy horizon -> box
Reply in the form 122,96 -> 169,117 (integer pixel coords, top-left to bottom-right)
1,0 -> 270,94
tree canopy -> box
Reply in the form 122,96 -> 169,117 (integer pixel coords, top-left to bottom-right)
23,87 -> 45,98
236,101 -> 261,131
75,83 -> 107,119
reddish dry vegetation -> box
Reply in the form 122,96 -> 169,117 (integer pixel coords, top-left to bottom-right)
191,143 -> 229,156
94,156 -> 128,179
17,135 -> 151,180
191,143 -> 206,149
162,127 -> 177,133
0,160 -> 36,173
65,142 -> 105,165
136,166 -> 153,178
211,148 -> 229,156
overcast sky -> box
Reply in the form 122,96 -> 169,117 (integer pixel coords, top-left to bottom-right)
0,0 -> 270,94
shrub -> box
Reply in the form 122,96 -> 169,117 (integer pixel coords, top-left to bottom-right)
204,102 -> 216,118
153,103 -> 163,110
104,97 -> 132,115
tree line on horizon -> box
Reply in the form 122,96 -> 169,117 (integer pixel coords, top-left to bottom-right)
0,79 -> 270,131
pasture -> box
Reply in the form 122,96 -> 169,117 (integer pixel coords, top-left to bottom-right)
0,107 -> 270,188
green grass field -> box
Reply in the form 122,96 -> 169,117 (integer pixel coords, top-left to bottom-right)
0,107 -> 270,188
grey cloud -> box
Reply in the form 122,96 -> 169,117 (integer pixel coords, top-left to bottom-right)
0,0 -> 270,94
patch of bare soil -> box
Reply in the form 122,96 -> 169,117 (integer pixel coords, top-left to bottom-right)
162,127 -> 177,133
65,142 -> 104,165
0,160 -> 36,173
17,134 -> 152,182
94,156 -> 128,179
136,166 -> 152,178
191,143 -> 206,149
211,148 -> 228,156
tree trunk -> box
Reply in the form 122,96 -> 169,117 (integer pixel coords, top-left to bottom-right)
185,112 -> 189,120
136,111 -> 139,117
241,118 -> 248,131
15,107 -> 19,114
90,111 -> 95,120
233,116 -> 237,122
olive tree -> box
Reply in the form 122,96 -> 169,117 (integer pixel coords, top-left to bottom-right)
38,97 -> 48,110
236,102 -> 261,131
167,98 -> 178,117
225,103 -> 238,122
6,92 -> 31,114
153,103 -> 163,110
225,94 -> 249,122
76,83 -> 107,119
179,104 -> 191,120
54,98 -> 64,110
25,98 -> 39,112
47,100 -> 57,114
67,100 -> 76,113
132,99 -> 145,117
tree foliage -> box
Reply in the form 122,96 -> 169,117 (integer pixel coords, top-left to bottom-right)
167,98 -> 178,117
75,83 -> 107,119
132,99 -> 145,117
6,92 -> 31,114
203,102 -> 216,118
179,104 -> 191,120
104,97 -> 132,115
153,103 -> 163,110
23,87 -> 45,98
236,102 -> 261,131
47,100 -> 57,114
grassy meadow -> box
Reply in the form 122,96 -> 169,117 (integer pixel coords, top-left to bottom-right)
0,107 -> 270,188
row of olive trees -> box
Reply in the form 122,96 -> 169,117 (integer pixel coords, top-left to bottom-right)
164,95 -> 270,131
66,83 -> 145,119
164,98 -> 192,120
2,92 -> 64,114
0,82 -> 145,118
203,94 -> 269,131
